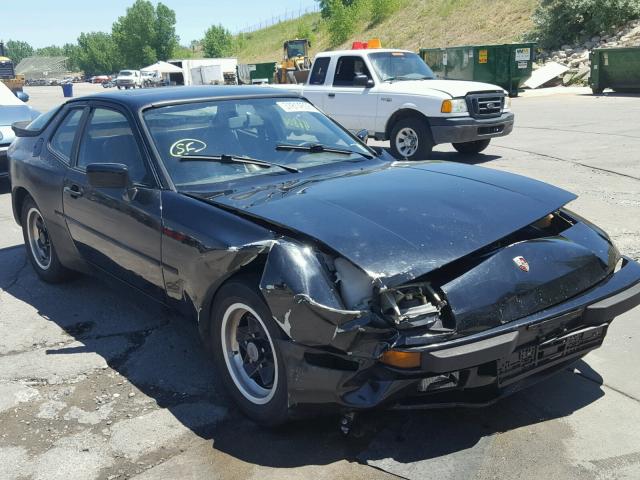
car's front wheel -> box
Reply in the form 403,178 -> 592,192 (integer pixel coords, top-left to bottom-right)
389,116 -> 433,160
452,139 -> 491,154
210,277 -> 290,426
21,196 -> 72,283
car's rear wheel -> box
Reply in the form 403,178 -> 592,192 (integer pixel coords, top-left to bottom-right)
210,277 -> 289,426
390,116 -> 433,160
21,196 -> 72,283
452,139 -> 491,154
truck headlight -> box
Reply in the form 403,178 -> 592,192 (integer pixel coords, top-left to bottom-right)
503,95 -> 512,110
441,98 -> 468,114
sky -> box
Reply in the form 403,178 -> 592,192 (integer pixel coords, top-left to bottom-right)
2,0 -> 318,48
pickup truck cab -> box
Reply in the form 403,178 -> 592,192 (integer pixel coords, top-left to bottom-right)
116,70 -> 142,90
284,48 -> 514,160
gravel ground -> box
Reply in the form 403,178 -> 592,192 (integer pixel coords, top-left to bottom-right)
1,86 -> 639,480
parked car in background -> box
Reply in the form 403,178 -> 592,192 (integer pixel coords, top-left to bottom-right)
141,71 -> 163,88
277,45 -> 515,160
7,86 -> 640,428
116,70 -> 142,89
91,75 -> 111,84
0,82 -> 39,180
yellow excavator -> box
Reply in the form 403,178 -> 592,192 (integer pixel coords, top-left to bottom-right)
0,42 -> 26,95
275,39 -> 312,84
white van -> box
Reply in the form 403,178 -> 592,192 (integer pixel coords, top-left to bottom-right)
116,70 -> 142,89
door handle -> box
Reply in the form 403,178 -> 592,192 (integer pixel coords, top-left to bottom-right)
64,185 -> 83,198
328,93 -> 335,98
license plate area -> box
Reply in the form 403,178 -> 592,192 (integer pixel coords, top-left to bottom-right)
497,324 -> 607,385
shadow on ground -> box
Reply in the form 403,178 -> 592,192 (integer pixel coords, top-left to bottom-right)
0,243 -> 605,469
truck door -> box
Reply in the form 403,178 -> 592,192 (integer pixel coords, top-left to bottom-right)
324,55 -> 378,133
302,56 -> 331,111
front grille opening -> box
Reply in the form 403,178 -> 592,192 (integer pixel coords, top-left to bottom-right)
466,91 -> 504,118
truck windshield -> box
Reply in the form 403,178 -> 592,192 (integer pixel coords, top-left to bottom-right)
119,70 -> 133,76
369,52 -> 435,82
143,97 -> 372,188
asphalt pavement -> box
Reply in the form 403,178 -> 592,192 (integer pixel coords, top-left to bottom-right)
0,85 -> 639,480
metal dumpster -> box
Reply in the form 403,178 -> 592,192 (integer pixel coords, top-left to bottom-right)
590,47 -> 640,94
420,43 -> 536,97
237,62 -> 277,84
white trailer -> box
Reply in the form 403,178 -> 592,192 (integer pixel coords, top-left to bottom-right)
168,58 -> 238,86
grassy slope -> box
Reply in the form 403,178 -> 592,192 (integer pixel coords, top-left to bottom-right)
234,0 -> 537,63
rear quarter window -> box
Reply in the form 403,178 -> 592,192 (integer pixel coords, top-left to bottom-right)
309,57 -> 331,85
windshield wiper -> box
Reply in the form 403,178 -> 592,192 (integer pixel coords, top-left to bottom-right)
179,154 -> 300,173
276,143 -> 373,159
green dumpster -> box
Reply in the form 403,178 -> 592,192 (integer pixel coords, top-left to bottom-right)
590,47 -> 640,94
237,62 -> 277,84
420,43 -> 536,97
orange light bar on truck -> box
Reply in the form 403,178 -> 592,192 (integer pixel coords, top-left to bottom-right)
351,39 -> 382,50
380,350 -> 421,369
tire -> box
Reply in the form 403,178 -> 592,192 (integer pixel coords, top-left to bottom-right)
209,277 -> 290,426
452,139 -> 491,154
389,116 -> 433,160
117,86 -> 122,90
21,196 -> 72,283
592,87 -> 604,95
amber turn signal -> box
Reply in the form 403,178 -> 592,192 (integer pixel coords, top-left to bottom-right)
380,350 -> 421,369
441,99 -> 453,113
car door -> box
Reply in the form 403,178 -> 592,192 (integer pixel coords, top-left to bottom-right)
324,55 -> 378,132
62,104 -> 164,299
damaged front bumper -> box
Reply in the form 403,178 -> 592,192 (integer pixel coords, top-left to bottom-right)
276,256 -> 640,411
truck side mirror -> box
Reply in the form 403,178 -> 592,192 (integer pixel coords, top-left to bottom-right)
353,74 -> 374,88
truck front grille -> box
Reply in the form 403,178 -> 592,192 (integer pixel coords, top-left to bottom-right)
466,92 -> 504,119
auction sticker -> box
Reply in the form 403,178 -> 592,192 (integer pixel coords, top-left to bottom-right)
276,101 -> 318,113
170,138 -> 207,157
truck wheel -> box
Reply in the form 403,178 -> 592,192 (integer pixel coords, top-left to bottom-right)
452,139 -> 491,154
591,87 -> 604,95
209,276 -> 290,426
117,86 -> 122,90
390,116 -> 433,160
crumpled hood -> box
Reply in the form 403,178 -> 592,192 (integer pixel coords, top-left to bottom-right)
210,161 -> 576,284
382,79 -> 505,98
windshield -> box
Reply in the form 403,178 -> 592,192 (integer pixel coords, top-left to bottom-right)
369,51 -> 435,81
119,70 -> 133,76
143,97 -> 371,188
286,42 -> 306,58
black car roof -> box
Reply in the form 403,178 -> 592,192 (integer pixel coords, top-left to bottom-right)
66,85 -> 301,110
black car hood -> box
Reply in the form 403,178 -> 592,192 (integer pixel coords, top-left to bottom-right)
210,161 -> 576,284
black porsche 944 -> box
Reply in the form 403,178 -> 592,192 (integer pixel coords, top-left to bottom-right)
7,86 -> 640,426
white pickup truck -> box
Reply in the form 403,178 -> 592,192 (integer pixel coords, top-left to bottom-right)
279,48 -> 514,160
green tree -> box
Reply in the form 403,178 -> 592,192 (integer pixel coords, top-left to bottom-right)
327,1 -> 357,46
317,0 -> 356,18
62,43 -> 80,71
76,32 -> 120,75
35,45 -> 64,56
112,0 -> 158,67
531,0 -> 640,48
202,24 -> 234,57
154,2 -> 179,60
4,40 -> 34,66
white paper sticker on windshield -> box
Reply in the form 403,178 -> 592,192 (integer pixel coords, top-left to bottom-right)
276,101 -> 318,113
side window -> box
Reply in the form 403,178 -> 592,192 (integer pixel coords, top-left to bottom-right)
333,56 -> 372,87
309,57 -> 330,85
49,109 -> 84,163
77,108 -> 152,186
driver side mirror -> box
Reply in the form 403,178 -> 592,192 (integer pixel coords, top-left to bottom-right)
353,74 -> 374,88
355,129 -> 368,143
87,163 -> 130,189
